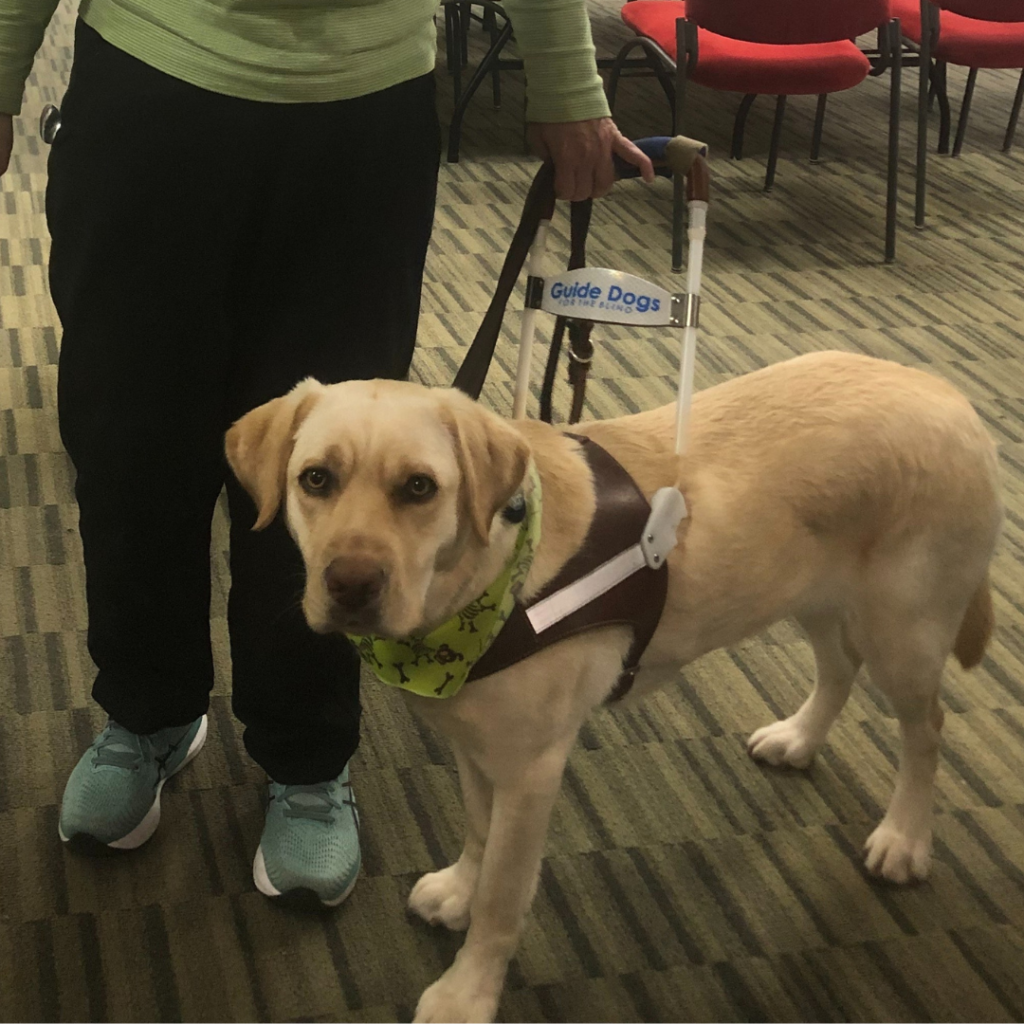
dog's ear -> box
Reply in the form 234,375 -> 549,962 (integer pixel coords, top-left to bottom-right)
443,393 -> 531,545
225,378 -> 325,530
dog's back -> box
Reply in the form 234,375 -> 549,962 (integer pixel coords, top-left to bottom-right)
578,351 -> 1002,673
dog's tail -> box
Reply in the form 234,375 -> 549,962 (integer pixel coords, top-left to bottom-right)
953,575 -> 994,670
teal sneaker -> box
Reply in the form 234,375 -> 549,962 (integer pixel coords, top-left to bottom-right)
253,764 -> 361,907
58,716 -> 207,852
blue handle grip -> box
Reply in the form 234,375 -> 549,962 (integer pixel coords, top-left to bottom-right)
613,136 -> 674,180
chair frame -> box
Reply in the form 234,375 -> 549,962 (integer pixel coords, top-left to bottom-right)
443,1 -> 521,163
609,14 -> 904,266
904,0 -> 1024,227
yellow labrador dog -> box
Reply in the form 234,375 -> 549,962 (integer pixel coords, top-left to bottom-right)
226,351 -> 1001,1023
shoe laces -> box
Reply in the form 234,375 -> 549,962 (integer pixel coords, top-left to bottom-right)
92,721 -> 147,771
279,779 -> 357,826
91,720 -> 189,771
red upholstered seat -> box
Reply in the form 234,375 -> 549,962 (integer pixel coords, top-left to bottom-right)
610,0 -> 900,262
892,0 -> 1024,66
621,1 -> 872,95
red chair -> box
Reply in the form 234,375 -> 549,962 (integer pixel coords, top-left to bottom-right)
891,0 -> 1024,226
609,0 -> 902,265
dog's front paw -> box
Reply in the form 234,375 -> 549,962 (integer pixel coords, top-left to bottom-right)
864,822 -> 932,883
413,967 -> 501,1023
408,863 -> 476,931
747,717 -> 821,769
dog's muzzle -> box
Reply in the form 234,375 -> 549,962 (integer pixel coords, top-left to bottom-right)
321,555 -> 387,630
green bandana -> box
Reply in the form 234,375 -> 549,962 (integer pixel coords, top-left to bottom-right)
347,463 -> 542,699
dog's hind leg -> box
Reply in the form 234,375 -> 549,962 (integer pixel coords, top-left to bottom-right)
861,634 -> 947,884
408,746 -> 491,932
748,614 -> 861,769
857,542 -> 995,883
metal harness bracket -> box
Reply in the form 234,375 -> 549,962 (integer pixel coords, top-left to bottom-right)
670,293 -> 700,329
525,275 -> 545,310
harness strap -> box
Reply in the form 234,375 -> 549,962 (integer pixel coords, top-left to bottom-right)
466,436 -> 669,701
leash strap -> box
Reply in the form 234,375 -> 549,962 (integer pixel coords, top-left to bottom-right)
453,162 -> 556,399
452,161 -> 597,420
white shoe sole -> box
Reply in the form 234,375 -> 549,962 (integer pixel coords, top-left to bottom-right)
253,844 -> 359,907
58,715 -> 209,850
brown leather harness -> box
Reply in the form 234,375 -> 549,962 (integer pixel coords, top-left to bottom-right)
453,153 -> 706,702
467,435 -> 669,702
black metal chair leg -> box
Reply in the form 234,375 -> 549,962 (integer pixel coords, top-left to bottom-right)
731,93 -> 756,159
459,1 -> 471,68
608,40 -> 674,123
936,60 -> 952,153
444,3 -> 456,74
608,38 -> 668,115
764,94 -> 787,192
885,20 -> 901,263
1005,68 -> 1024,152
811,93 -> 827,162
607,41 -> 629,112
915,29 -> 931,226
952,66 -> 977,157
447,15 -> 513,162
483,6 -> 502,108
444,3 -> 463,103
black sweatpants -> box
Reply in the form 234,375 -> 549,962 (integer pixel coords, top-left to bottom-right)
47,21 -> 441,784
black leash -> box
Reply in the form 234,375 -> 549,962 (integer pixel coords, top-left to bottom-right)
453,162 -> 597,423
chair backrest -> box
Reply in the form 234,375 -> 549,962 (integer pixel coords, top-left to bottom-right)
684,0 -> 890,44
936,0 -> 1024,21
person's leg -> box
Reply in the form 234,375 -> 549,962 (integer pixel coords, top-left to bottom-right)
223,74 -> 440,903
49,21 -> 263,847
225,73 -> 441,785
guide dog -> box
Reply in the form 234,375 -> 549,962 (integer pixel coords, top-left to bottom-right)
226,351 -> 1002,1023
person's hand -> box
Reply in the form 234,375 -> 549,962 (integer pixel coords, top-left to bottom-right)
0,114 -> 13,176
526,117 -> 655,201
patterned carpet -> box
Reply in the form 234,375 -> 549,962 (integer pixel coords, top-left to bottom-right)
3,2 -> 1024,1021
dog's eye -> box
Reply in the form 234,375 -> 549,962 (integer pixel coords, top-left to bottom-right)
402,474 -> 438,503
300,467 -> 332,494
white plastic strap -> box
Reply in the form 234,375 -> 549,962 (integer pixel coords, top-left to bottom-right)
526,543 -> 647,634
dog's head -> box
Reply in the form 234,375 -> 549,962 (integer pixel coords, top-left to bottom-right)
225,379 -> 531,638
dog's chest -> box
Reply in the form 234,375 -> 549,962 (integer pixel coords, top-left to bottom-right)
468,436 -> 669,700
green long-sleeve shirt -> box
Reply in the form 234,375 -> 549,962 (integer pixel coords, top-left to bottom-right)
0,0 -> 611,122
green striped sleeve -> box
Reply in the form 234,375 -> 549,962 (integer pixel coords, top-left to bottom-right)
503,0 -> 611,123
0,0 -> 61,114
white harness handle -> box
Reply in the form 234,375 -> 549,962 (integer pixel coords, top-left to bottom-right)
510,154 -> 711,629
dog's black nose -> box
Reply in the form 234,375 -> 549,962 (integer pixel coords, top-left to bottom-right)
323,557 -> 386,611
